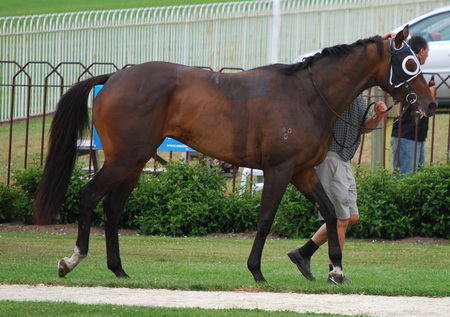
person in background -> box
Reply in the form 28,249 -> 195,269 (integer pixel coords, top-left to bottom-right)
391,35 -> 437,174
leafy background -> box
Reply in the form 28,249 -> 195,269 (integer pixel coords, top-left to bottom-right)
1,160 -> 449,239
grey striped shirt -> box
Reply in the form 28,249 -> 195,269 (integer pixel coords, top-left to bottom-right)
330,94 -> 368,161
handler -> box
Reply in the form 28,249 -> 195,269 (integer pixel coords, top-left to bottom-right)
288,95 -> 388,284
288,32 -> 395,284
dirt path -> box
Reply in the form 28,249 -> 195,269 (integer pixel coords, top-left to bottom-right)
1,284 -> 448,316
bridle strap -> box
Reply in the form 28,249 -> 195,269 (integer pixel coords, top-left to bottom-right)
308,65 -> 376,149
308,65 -> 382,131
307,65 -> 341,120
307,63 -> 411,149
388,38 -> 399,104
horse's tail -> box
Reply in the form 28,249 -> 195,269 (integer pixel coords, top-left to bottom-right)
33,74 -> 112,225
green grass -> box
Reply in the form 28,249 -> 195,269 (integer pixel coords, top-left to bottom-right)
0,117 -> 51,174
0,0 -> 240,17
0,232 -> 448,297
0,301 -> 354,317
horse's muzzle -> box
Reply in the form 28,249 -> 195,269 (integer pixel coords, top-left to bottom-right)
429,101 -> 438,111
415,100 -> 438,118
427,101 -> 438,117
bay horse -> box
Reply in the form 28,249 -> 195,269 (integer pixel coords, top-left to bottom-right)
34,26 -> 436,284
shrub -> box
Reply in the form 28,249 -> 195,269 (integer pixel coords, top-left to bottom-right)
217,191 -> 260,233
349,163 -> 450,239
348,167 -> 415,240
130,159 -> 259,236
273,163 -> 449,240
0,166 -> 44,223
58,165 -> 103,226
6,164 -> 103,226
0,183 -> 32,223
12,165 -> 42,200
272,185 -> 321,238
1,159 -> 449,239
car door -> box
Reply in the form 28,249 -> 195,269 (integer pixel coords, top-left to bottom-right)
410,10 -> 450,104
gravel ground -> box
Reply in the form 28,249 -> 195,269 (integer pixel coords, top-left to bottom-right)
0,284 -> 449,316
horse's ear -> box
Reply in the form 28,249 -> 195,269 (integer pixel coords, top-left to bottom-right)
394,25 -> 409,49
402,25 -> 410,39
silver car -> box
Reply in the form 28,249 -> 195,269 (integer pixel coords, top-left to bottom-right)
295,6 -> 450,107
393,5 -> 450,106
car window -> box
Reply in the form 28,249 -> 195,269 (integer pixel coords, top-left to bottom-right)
410,11 -> 450,42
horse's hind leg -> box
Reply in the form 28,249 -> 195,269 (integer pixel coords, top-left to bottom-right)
58,169 -> 111,277
102,166 -> 144,278
58,163 -> 143,278
290,169 -> 343,284
247,166 -> 292,283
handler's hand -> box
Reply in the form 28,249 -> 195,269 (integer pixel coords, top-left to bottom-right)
382,32 -> 396,39
374,101 -> 388,118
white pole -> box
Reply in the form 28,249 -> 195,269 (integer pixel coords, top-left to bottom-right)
271,0 -> 281,64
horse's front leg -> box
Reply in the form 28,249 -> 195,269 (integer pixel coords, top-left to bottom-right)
247,166 -> 292,283
290,169 -> 344,284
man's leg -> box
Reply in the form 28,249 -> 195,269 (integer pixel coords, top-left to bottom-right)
398,138 -> 416,174
288,216 -> 355,282
391,137 -> 399,171
288,153 -> 357,282
311,213 -> 358,250
417,141 -> 426,171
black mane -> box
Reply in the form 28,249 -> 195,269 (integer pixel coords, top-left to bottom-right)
279,35 -> 384,75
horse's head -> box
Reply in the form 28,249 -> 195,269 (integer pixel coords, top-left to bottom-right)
386,25 -> 437,118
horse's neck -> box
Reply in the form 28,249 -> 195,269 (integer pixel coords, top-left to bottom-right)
312,43 -> 387,116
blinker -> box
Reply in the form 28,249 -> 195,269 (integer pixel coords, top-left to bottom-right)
389,39 -> 422,88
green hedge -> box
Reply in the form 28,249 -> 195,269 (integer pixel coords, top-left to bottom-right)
1,160 -> 448,239
349,164 -> 450,239
124,160 -> 260,236
274,163 -> 450,240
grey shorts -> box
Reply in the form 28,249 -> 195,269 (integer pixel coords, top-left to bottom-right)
315,152 -> 358,220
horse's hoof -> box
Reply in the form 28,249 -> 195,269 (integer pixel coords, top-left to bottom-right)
327,271 -> 344,285
111,267 -> 130,278
58,259 -> 70,278
251,270 -> 267,283
118,272 -> 130,278
327,275 -> 352,284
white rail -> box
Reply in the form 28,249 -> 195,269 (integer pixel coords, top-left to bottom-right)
0,0 -> 446,121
